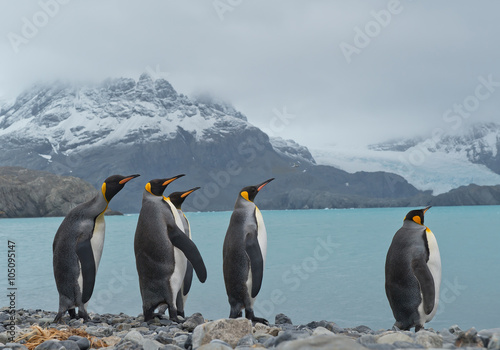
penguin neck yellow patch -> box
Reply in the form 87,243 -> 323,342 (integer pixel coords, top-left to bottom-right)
101,183 -> 108,203
145,182 -> 153,195
241,191 -> 250,202
412,215 -> 422,225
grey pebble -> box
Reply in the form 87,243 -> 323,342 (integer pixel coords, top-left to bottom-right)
264,329 -> 311,348
67,336 -> 90,350
172,334 -> 188,348
123,330 -> 144,344
34,340 -> 64,350
115,341 -> 143,350
58,340 -> 80,350
198,343 -> 232,350
154,331 -> 174,345
355,325 -> 374,334
488,333 -> 500,350
236,334 -> 258,347
275,313 -> 293,325
85,325 -> 113,337
364,344 -> 396,350
182,313 -> 205,332
159,345 -> 184,350
4,343 -> 29,350
358,334 -> 378,346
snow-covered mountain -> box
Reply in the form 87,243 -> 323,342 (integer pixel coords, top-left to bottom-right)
312,123 -> 500,195
1,74 -> 422,212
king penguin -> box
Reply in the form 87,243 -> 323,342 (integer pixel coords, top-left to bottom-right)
52,174 -> 140,323
385,206 -> 441,331
135,177 -> 207,322
158,187 -> 200,318
223,178 -> 274,325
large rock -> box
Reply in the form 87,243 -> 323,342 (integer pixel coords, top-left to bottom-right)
276,334 -> 365,350
192,318 -> 252,349
377,332 -> 414,345
415,330 -> 443,348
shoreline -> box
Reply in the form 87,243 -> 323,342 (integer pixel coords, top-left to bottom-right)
1,309 -> 499,350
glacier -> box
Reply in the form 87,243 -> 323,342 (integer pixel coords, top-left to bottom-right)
312,123 -> 500,195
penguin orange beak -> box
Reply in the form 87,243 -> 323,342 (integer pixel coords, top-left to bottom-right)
181,187 -> 201,198
257,178 -> 275,192
162,174 -> 185,186
119,174 -> 140,184
423,206 -> 432,214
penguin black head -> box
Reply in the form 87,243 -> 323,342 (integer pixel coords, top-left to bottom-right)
145,174 -> 185,196
167,187 -> 200,209
404,206 -> 431,225
101,174 -> 140,203
240,178 -> 275,202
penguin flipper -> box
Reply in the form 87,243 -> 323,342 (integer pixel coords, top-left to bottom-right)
411,257 -> 435,314
183,262 -> 194,296
245,232 -> 264,298
168,225 -> 207,283
76,239 -> 96,304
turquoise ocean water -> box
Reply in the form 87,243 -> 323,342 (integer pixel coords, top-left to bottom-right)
1,206 -> 499,330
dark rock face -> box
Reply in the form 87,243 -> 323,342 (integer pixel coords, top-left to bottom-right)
0,167 -> 97,218
431,184 -> 500,206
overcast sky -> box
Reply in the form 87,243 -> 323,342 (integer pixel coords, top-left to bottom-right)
1,1 -> 499,149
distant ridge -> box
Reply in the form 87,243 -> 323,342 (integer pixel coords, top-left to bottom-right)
1,75 -> 500,212
0,166 -> 97,218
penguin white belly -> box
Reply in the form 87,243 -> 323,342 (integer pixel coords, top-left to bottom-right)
245,207 -> 267,306
171,247 -> 187,297
424,228 -> 441,322
246,269 -> 255,307
255,207 -> 267,265
181,211 -> 191,304
167,200 -> 188,298
90,213 -> 106,270
417,228 -> 441,325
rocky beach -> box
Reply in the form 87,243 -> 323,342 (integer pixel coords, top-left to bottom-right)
1,309 -> 498,350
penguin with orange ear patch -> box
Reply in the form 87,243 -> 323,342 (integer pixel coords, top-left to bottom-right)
385,206 -> 441,331
53,174 -> 140,323
162,187 -> 201,317
223,178 -> 274,325
135,177 -> 207,322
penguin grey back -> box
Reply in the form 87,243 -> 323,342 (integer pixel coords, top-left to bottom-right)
385,206 -> 438,331
222,178 -> 274,324
134,178 -> 207,322
53,174 -> 139,323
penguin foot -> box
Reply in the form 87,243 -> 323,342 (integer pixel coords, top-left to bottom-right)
415,325 -> 425,332
77,310 -> 90,322
170,316 -> 182,324
252,317 -> 269,325
53,312 -> 64,324
68,309 -> 77,319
